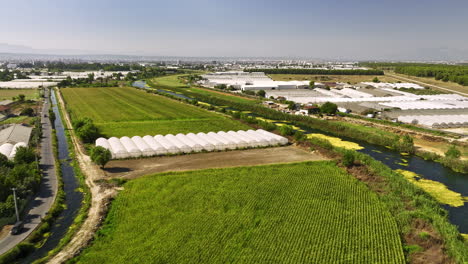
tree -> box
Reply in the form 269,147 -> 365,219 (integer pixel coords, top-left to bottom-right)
445,145 -> 461,159
17,94 -> 26,102
90,146 -> 112,168
309,81 -> 315,89
49,109 -> 56,128
372,77 -> 380,83
20,107 -> 34,117
74,118 -> 101,143
256,90 -> 266,97
320,102 -> 338,115
13,147 -> 36,164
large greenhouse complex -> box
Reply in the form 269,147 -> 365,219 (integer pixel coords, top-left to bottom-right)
95,129 -> 289,159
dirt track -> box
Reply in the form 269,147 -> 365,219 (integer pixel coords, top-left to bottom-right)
105,146 -> 325,179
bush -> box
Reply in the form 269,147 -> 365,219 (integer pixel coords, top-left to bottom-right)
90,146 -> 112,168
342,150 -> 355,167
20,107 -> 34,117
73,118 -> 101,143
445,145 -> 461,159
320,102 -> 338,115
293,131 -> 306,142
279,125 -> 294,136
13,147 -> 36,164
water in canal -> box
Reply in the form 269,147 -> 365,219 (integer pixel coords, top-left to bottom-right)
134,80 -> 468,234
22,90 -> 83,263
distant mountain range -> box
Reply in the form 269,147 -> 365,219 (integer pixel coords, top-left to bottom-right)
1,43 -> 467,63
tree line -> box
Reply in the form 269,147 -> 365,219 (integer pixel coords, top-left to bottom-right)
361,62 -> 468,86
0,147 -> 40,220
244,68 -> 384,75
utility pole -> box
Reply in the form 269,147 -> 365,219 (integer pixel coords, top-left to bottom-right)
11,188 -> 20,222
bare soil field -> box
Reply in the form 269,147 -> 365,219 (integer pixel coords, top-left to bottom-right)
104,146 -> 326,179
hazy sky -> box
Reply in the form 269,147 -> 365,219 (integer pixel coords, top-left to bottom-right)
1,0 -> 468,59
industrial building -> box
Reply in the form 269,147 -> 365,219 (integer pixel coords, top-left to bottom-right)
201,71 -> 310,91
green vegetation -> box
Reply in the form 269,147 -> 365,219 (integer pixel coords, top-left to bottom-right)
76,162 -> 404,263
0,147 -> 40,225
445,145 -> 461,159
73,118 -> 101,143
61,87 -> 249,137
244,68 -> 384,75
396,170 -> 467,207
307,137 -> 468,263
362,62 -> 468,86
0,89 -> 39,100
397,87 -> 446,95
90,146 -> 111,168
319,102 -> 338,115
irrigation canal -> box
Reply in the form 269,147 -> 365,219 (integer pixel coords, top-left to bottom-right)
21,90 -> 83,263
134,81 -> 468,234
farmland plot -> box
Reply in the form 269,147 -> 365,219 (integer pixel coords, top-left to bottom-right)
76,161 -> 404,264
61,87 -> 249,137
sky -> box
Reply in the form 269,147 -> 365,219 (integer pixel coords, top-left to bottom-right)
1,0 -> 468,60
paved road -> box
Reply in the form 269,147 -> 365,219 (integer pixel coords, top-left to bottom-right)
0,89 -> 58,255
386,72 -> 468,96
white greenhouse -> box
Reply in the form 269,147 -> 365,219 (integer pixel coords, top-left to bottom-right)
175,134 -> 204,152
0,143 -> 14,158
154,135 -> 181,154
207,132 -> 237,150
186,133 -> 215,151
131,136 -> 155,156
120,137 -> 142,157
96,129 -> 288,159
196,132 -> 226,150
108,137 -> 129,159
142,135 -> 168,155
165,134 -> 192,153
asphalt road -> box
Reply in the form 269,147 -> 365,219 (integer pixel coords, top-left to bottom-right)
0,89 -> 58,255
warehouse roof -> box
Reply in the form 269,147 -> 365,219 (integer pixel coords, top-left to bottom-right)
0,124 -> 33,145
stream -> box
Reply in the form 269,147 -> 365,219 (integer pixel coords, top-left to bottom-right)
21,90 -> 83,263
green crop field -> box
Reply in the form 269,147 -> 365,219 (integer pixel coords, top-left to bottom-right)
76,161 -> 404,264
150,74 -> 257,104
61,87 -> 249,137
0,89 -> 39,100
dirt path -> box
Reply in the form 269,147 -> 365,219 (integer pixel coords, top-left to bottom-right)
105,146 -> 326,179
47,89 -> 117,264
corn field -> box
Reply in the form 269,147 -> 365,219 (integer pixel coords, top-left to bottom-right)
76,161 -> 405,263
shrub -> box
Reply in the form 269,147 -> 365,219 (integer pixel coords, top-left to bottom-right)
90,146 -> 112,168
445,145 -> 461,159
279,125 -> 294,136
320,102 -> 338,115
342,150 -> 355,167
